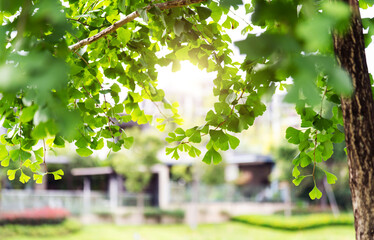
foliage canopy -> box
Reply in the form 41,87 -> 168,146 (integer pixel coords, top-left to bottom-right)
0,0 -> 373,200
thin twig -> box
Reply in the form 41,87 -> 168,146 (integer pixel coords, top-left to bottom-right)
67,18 -> 104,29
77,0 -> 100,22
74,51 -> 90,66
191,15 -> 221,62
312,130 -> 318,184
43,139 -> 48,173
212,87 -> 246,132
19,94 -> 23,167
140,82 -> 169,120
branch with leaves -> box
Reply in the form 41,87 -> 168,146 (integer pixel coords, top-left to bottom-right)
69,0 -> 206,51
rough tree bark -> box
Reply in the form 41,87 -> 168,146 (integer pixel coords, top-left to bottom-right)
333,0 -> 374,239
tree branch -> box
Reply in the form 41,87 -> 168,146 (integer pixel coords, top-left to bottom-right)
68,0 -> 205,51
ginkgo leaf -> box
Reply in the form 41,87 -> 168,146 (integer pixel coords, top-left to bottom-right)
33,174 -> 44,184
51,169 -> 64,180
7,169 -> 18,181
19,171 -> 31,183
309,185 -> 322,200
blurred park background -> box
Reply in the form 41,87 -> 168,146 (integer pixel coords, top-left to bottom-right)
2,0 -> 370,239
0,60 -> 355,239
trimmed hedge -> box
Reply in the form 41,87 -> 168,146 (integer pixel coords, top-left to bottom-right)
0,219 -> 81,239
0,207 -> 70,225
144,208 -> 185,219
231,213 -> 354,231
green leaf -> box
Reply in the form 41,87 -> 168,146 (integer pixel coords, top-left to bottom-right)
293,176 -> 306,186
10,149 -> 20,161
138,8 -> 149,23
76,147 -> 93,157
225,92 -> 237,104
202,149 -> 222,165
123,136 -> 134,149
174,20 -> 185,37
327,67 -> 353,96
292,166 -> 300,178
298,140 -> 310,152
10,149 -> 31,161
85,98 -> 96,110
172,148 -> 180,160
209,1 -> 223,22
286,127 -> 301,144
196,7 -> 212,20
214,102 -> 231,115
313,116 -> 333,131
166,147 -> 175,155
19,170 -> 30,183
117,28 -> 131,45
325,171 -> 338,184
228,134 -> 240,149
33,147 -> 44,162
309,185 -> 323,200
31,123 -> 48,139
111,83 -> 122,93
118,0 -> 127,13
331,130 -> 345,143
321,141 -> 334,159
33,174 -> 44,184
300,154 -> 312,167
7,169 -> 18,181
0,144 -> 8,159
75,137 -> 89,148
51,169 -> 64,180
20,150 -> 31,161
188,146 -> 201,158
189,131 -> 201,143
20,105 -> 38,123
235,33 -> 298,61
209,130 -> 224,141
54,135 -> 65,147
220,0 -> 242,10
222,16 -> 239,29
91,138 -> 104,150
1,155 -> 10,167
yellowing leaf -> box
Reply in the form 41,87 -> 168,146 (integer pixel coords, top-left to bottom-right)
0,144 -> 7,159
33,174 -> 44,184
7,169 -> 18,181
19,171 -> 30,183
51,169 -> 64,180
1,155 -> 10,167
22,159 -> 32,168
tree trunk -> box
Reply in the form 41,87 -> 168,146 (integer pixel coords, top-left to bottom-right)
333,1 -> 374,239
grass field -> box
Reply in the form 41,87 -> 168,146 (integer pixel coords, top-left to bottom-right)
5,222 -> 354,240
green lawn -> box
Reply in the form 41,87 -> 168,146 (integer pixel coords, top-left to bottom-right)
6,222 -> 354,240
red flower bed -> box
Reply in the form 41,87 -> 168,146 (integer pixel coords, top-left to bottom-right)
0,207 -> 70,225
